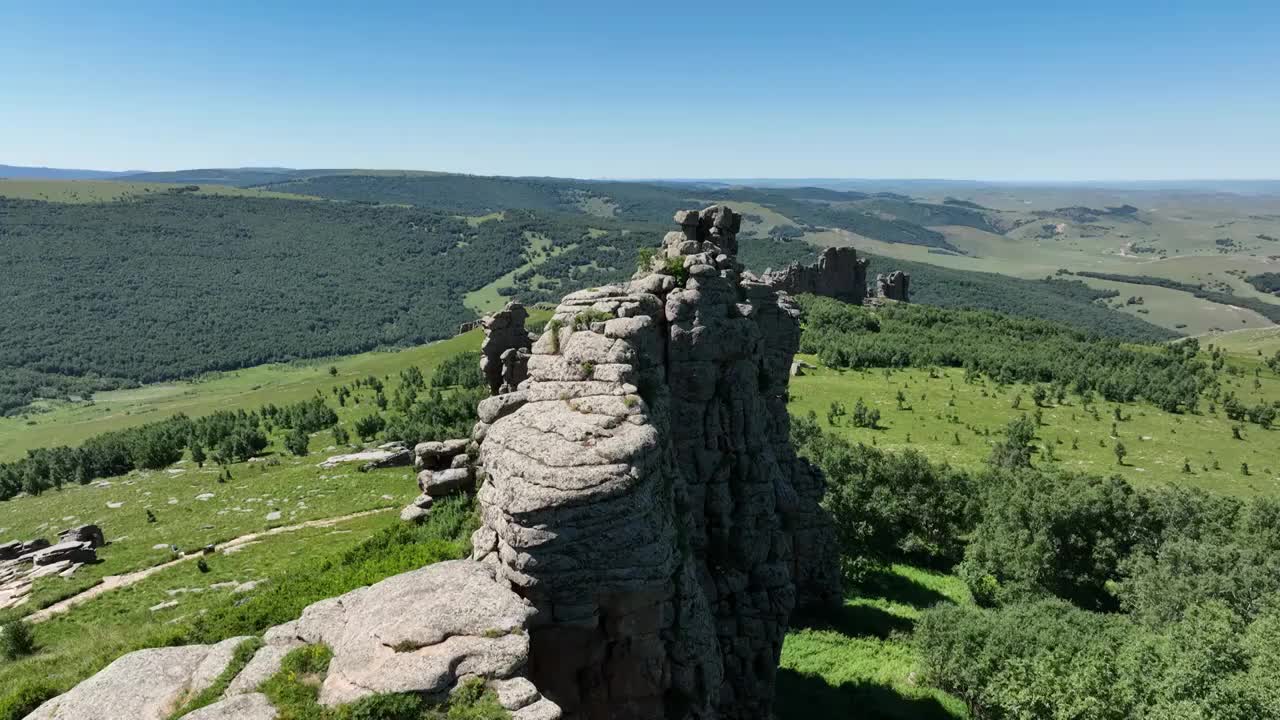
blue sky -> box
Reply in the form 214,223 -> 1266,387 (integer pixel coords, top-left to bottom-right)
2,0 -> 1277,180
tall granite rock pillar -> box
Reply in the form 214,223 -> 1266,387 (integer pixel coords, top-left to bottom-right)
471,206 -> 841,719
480,301 -> 533,395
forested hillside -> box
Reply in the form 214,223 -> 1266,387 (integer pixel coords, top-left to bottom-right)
0,174 -> 1177,415
0,194 -> 646,413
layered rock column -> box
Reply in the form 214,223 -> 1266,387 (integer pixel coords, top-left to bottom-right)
480,302 -> 534,395
472,206 -> 840,720
875,270 -> 910,302
757,246 -> 868,303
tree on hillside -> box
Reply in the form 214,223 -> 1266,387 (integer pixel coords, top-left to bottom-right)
284,427 -> 310,457
989,415 -> 1036,470
1114,441 -> 1128,466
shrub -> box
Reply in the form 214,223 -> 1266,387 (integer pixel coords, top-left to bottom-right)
284,427 -> 310,457
0,679 -> 57,720
0,620 -> 35,661
793,413 -> 976,580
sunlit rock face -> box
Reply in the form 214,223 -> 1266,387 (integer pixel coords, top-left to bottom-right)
472,205 -> 841,720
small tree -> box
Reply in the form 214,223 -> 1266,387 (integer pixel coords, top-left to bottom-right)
354,414 -> 386,441
332,425 -> 350,446
284,427 -> 310,457
1031,385 -> 1048,407
190,443 -> 206,468
1114,441 -> 1127,466
1242,462 -> 1251,476
990,415 -> 1036,470
328,365 -> 338,377
1,619 -> 36,660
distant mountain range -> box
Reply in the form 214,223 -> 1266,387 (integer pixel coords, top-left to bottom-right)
0,164 -> 147,180
4,164 -> 1279,195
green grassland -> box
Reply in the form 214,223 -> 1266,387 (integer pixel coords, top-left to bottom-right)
0,179 -> 317,203
1210,326 -> 1280,355
0,498 -> 476,719
464,232 -> 572,314
0,457 -> 416,612
777,564 -> 970,719
0,330 -> 483,462
790,359 -> 1280,498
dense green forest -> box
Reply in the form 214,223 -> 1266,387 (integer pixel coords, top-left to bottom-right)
1074,270 -> 1280,324
1248,271 -> 1280,295
0,194 -> 649,413
797,296 -> 1205,412
793,412 -> 1280,719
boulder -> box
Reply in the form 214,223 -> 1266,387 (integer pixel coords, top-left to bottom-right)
400,505 -> 429,523
0,541 -> 20,561
32,541 -> 96,567
57,525 -> 105,548
287,560 -> 537,706
417,468 -> 473,497
317,448 -> 408,470
477,391 -> 527,424
413,438 -> 470,470
25,637 -> 250,720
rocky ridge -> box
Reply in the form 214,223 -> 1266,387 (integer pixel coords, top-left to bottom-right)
756,245 -> 868,303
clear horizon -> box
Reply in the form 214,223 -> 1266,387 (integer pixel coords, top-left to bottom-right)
3,1 -> 1278,181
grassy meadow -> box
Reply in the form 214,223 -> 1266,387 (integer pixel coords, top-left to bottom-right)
0,499 -> 477,719
0,179 -> 317,203
790,358 -> 1280,498
777,564 -> 970,719
0,330 -> 485,461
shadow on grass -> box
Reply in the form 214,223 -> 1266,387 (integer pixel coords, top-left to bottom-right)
792,603 -> 915,639
776,668 -> 958,720
854,567 -> 953,609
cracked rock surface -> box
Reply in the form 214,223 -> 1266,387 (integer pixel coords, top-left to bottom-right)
473,205 -> 840,719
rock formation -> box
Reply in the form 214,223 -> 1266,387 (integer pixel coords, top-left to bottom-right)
57,524 -> 105,548
471,205 -> 840,719
1,532 -> 97,610
26,561 -> 559,720
875,270 -> 910,302
32,205 -> 839,720
756,246 -> 867,303
401,438 -> 475,522
481,302 -> 534,395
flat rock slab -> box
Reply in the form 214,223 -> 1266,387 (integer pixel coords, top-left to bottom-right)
25,637 -> 250,720
286,559 -> 536,706
318,449 -> 407,469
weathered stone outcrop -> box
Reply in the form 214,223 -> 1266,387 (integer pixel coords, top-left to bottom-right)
481,302 -> 534,395
402,438 -> 477,522
757,246 -> 867,303
875,270 -> 910,302
57,524 -> 105,548
27,561 -> 560,720
472,205 -> 840,719
26,636 -> 251,720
